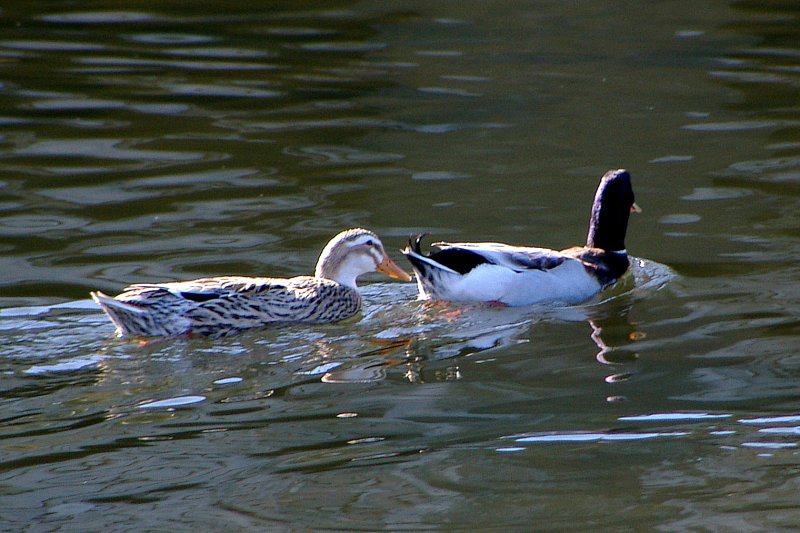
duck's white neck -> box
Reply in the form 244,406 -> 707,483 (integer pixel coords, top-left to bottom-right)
316,262 -> 361,289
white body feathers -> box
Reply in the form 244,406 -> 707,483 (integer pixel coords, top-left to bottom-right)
405,243 -> 603,306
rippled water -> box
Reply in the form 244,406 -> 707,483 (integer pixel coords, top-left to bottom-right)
3,1 -> 800,531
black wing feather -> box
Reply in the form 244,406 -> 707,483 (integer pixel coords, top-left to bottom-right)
407,234 -> 492,275
179,291 -> 221,302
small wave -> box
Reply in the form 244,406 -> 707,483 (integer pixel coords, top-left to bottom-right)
739,414 -> 800,425
511,431 -> 689,444
138,396 -> 206,409
1,299 -> 99,318
213,377 -> 243,386
24,356 -> 104,375
619,412 -> 731,422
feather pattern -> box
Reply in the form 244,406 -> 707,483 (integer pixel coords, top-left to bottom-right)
91,229 -> 411,338
403,169 -> 639,306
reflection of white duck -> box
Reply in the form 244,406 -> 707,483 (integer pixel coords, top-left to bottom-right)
403,169 -> 640,306
91,228 -> 411,338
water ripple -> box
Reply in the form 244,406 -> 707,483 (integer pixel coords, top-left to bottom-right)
0,40 -> 106,52
39,11 -> 160,24
75,56 -> 276,71
295,41 -> 387,53
220,117 -> 509,134
683,120 -> 800,132
0,214 -> 90,236
14,139 -> 207,162
681,187 -> 751,201
24,356 -> 104,375
160,83 -> 283,98
739,414 -> 800,425
619,413 -> 731,422
163,47 -> 274,59
126,33 -> 218,45
511,431 -> 689,443
283,145 -> 404,165
138,396 -> 207,409
28,98 -> 127,111
417,86 -> 483,97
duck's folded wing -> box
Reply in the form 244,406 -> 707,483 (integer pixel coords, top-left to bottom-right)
433,242 -> 568,273
125,276 -> 285,302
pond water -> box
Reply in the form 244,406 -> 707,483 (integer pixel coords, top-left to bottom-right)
2,0 -> 800,530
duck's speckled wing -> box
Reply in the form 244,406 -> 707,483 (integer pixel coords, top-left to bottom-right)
94,275 -> 361,337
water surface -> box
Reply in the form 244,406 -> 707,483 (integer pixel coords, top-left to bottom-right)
2,1 -> 800,531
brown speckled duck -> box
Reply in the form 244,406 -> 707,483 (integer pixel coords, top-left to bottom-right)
91,228 -> 411,338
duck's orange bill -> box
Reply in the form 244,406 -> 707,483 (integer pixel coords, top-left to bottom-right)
377,256 -> 412,281
631,202 -> 642,213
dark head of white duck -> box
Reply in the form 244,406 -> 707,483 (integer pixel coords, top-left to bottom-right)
315,228 -> 412,288
585,169 -> 641,253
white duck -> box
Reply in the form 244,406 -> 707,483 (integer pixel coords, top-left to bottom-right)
91,228 -> 411,338
403,169 -> 640,306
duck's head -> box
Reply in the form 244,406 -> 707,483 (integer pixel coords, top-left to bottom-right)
315,228 -> 412,288
585,169 -> 641,253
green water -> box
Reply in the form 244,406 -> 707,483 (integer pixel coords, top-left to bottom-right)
2,1 -> 800,531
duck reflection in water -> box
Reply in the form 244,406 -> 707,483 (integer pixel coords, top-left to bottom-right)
315,297 -> 649,387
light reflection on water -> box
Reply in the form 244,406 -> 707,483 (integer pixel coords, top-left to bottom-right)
2,0 -> 800,530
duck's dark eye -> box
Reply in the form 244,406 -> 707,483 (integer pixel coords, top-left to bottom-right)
366,239 -> 374,246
